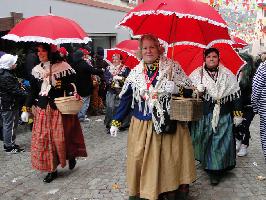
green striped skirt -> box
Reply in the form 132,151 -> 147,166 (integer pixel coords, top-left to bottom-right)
190,113 -> 236,171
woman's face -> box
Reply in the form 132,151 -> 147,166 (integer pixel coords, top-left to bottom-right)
37,46 -> 49,62
205,51 -> 219,69
141,39 -> 159,64
112,55 -> 122,66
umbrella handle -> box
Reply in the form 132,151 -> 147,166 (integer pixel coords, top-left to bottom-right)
168,45 -> 175,81
200,66 -> 203,84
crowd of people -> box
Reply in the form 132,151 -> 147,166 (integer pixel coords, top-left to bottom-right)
0,34 -> 266,200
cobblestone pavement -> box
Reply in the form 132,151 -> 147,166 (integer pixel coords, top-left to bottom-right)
0,115 -> 266,200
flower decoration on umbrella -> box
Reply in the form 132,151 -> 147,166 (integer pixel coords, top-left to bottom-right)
105,40 -> 140,69
2,15 -> 91,45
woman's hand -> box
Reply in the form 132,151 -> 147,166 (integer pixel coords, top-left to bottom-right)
165,81 -> 178,94
74,92 -> 81,100
196,84 -> 205,93
113,75 -> 123,81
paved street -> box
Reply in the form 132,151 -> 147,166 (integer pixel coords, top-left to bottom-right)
1,115 -> 266,200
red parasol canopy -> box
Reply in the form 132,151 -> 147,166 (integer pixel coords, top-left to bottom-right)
117,0 -> 231,47
232,36 -> 248,49
2,15 -> 91,45
167,43 -> 245,75
105,40 -> 140,69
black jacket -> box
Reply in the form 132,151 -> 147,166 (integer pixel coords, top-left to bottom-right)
73,59 -> 103,97
25,74 -> 75,110
0,69 -> 27,111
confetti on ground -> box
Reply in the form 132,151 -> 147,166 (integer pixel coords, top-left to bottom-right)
253,162 -> 258,166
112,183 -> 119,190
12,178 -> 17,183
47,189 -> 59,194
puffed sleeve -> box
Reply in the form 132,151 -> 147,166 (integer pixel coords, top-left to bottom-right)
111,85 -> 133,127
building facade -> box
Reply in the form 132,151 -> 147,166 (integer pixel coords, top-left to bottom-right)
0,0 -> 141,52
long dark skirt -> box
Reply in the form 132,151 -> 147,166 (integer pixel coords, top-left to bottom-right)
62,115 -> 87,160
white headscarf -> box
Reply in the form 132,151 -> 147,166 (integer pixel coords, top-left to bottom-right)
0,54 -> 18,70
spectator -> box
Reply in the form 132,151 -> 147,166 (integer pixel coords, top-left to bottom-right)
0,54 -> 27,153
72,50 -> 103,121
251,58 -> 266,161
234,53 -> 256,157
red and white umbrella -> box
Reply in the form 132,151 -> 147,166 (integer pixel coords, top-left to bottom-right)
167,43 -> 245,76
2,15 -> 91,45
232,36 -> 248,49
105,40 -> 140,69
117,0 -> 232,48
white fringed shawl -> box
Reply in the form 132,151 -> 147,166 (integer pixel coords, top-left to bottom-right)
119,56 -> 192,133
32,61 -> 75,96
189,65 -> 240,132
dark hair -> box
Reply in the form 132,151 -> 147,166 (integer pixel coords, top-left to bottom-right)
50,51 -> 64,64
73,49 -> 84,63
97,47 -> 104,57
204,48 -> 220,58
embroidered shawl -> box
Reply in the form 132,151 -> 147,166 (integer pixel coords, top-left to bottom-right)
189,65 -> 240,131
119,56 -> 192,133
32,61 -> 75,96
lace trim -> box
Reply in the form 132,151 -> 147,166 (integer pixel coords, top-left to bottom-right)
117,10 -> 227,28
2,34 -> 91,45
151,94 -> 171,134
119,56 -> 191,133
104,48 -> 139,61
202,90 -> 241,104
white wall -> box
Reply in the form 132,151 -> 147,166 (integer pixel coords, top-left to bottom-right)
0,0 -> 131,43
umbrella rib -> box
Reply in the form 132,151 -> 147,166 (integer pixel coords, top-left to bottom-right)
134,14 -> 151,35
196,19 -> 207,47
168,14 -> 176,44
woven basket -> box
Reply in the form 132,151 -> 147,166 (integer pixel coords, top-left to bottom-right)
170,96 -> 203,121
54,84 -> 83,115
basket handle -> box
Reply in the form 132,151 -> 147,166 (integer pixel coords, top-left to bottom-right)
172,90 -> 200,101
64,83 -> 78,97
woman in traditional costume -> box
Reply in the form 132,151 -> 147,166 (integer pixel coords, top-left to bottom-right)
21,44 -> 87,183
109,34 -> 196,200
104,53 -> 131,131
189,48 -> 242,186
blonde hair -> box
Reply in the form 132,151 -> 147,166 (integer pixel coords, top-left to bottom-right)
136,34 -> 164,59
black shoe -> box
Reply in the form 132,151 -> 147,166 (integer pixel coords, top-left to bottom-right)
4,145 -> 24,153
176,191 -> 188,200
69,158 -> 76,170
209,174 -> 220,186
43,171 -> 57,183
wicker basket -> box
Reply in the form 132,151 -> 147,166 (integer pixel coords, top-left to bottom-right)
54,84 -> 83,115
170,96 -> 203,121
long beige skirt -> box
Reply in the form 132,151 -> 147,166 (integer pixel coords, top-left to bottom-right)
127,117 -> 196,200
